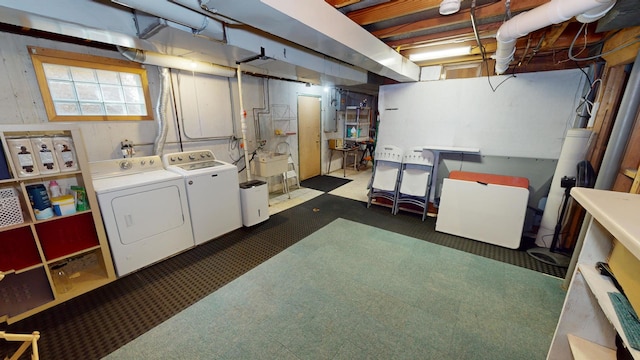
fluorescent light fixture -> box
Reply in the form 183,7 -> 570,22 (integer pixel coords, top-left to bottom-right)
409,46 -> 471,62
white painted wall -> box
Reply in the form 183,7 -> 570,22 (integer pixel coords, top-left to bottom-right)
378,70 -> 586,159
0,31 -> 336,188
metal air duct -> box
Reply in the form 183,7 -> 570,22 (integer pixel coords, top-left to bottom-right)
111,0 -> 225,41
117,46 -> 236,77
153,67 -> 171,155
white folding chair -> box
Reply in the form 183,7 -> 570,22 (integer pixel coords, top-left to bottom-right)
367,145 -> 403,212
394,148 -> 434,221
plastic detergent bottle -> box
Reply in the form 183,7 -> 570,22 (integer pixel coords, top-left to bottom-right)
49,180 -> 62,197
350,127 -> 357,138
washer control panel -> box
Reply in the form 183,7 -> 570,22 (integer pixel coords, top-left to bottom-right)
90,155 -> 163,179
163,150 -> 215,167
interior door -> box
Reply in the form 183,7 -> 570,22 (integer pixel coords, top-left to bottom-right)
298,95 -> 321,180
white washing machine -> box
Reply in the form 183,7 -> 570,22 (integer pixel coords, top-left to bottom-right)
163,150 -> 242,245
90,156 -> 194,277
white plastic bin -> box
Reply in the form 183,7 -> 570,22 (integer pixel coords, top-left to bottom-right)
239,180 -> 269,227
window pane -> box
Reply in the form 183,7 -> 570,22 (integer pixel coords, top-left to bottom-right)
122,86 -> 143,104
31,47 -> 152,121
54,102 -> 80,115
75,83 -> 102,101
80,102 -> 105,115
43,64 -> 71,80
96,70 -> 120,85
126,103 -> 146,115
120,72 -> 141,86
70,67 -> 97,82
48,80 -> 77,101
105,103 -> 127,115
101,84 -> 124,102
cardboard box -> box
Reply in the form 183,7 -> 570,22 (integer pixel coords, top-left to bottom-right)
329,138 -> 343,149
609,239 -> 640,315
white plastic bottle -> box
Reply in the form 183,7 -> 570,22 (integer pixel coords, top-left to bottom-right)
49,180 -> 62,198
350,127 -> 357,138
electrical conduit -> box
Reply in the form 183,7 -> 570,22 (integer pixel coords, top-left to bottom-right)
494,0 -> 616,75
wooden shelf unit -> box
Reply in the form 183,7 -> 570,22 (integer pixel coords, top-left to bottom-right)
547,188 -> 640,359
0,124 -> 116,324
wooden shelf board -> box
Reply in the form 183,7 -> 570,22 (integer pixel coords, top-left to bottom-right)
46,245 -> 102,265
54,268 -> 111,302
568,333 -> 616,360
579,264 -> 640,359
0,219 -> 32,231
623,168 -> 638,179
32,209 -> 92,225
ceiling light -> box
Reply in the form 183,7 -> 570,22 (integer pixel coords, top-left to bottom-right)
439,0 -> 462,15
409,46 -> 471,62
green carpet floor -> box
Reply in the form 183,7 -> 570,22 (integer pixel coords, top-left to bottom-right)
104,218 -> 565,360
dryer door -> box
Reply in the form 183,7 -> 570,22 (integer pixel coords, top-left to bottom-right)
111,185 -> 187,244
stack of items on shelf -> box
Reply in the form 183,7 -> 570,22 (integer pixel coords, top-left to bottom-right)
4,136 -> 88,221
0,125 -> 115,325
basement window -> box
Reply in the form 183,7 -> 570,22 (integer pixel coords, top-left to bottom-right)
29,46 -> 153,121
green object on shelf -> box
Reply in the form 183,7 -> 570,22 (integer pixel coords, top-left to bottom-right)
609,291 -> 640,350
70,185 -> 89,211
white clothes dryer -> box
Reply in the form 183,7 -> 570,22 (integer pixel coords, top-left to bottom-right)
163,150 -> 242,245
90,156 -> 194,277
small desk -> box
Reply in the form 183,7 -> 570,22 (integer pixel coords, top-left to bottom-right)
328,146 -> 359,177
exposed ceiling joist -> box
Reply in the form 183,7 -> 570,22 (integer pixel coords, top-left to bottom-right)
326,0 -> 362,8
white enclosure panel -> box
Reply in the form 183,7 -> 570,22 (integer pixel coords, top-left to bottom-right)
182,168 -> 242,245
176,71 -> 234,138
378,69 -> 586,158
435,179 -> 529,249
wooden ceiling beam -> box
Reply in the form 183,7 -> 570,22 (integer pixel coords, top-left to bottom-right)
347,0 -> 441,25
372,0 -> 548,39
541,23 -> 570,49
386,22 -> 501,49
326,0 -> 362,8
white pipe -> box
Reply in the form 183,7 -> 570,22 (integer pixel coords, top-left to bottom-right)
111,0 -> 225,41
494,0 -> 616,75
117,46 -> 236,77
237,65 -> 252,181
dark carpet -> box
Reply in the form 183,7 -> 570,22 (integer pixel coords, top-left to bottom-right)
0,194 -> 567,360
300,175 -> 352,192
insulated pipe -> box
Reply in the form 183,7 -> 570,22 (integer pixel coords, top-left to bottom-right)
237,65 -> 252,181
153,67 -> 171,155
117,46 -> 236,78
494,0 -> 616,74
111,0 -> 225,41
